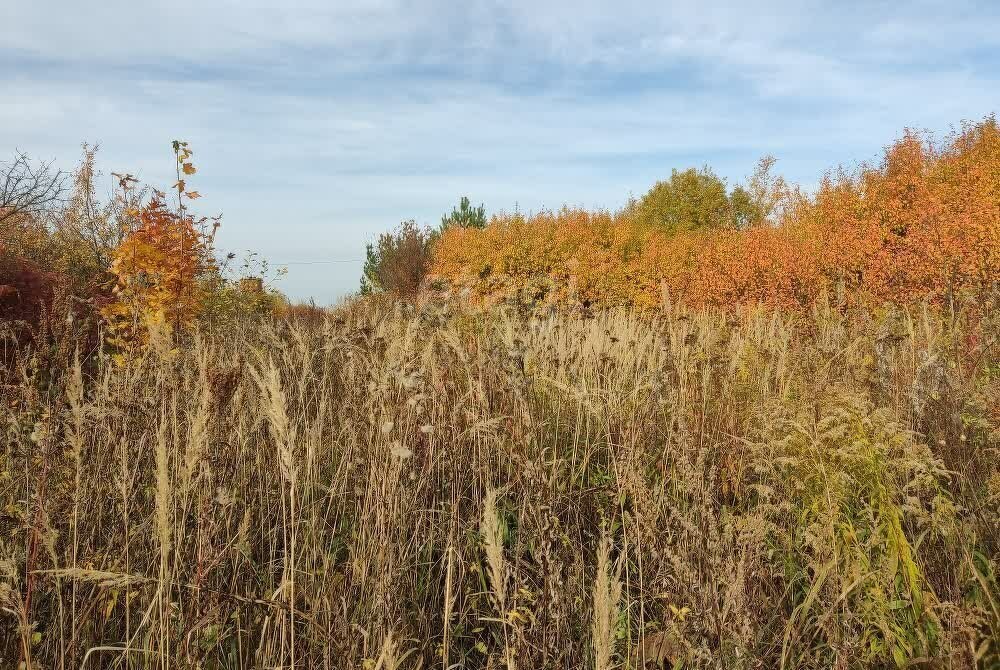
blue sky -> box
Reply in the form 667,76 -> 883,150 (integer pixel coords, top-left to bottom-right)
2,1 -> 998,303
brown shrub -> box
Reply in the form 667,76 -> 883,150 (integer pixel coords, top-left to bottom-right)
0,248 -> 58,326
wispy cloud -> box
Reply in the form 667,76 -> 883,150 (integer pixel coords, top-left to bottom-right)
2,0 -> 997,301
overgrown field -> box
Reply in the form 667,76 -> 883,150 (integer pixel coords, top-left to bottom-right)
2,297 -> 998,668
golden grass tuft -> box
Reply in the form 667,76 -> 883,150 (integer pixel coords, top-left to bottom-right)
0,294 -> 997,668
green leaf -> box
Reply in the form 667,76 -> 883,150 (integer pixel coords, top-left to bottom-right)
891,644 -> 907,668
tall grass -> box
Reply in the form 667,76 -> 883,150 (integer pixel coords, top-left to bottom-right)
1,296 -> 997,668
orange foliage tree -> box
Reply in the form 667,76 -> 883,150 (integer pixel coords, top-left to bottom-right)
102,142 -> 217,352
432,117 -> 1000,309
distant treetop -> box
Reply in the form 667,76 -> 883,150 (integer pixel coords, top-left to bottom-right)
441,196 -> 487,230
636,166 -> 764,232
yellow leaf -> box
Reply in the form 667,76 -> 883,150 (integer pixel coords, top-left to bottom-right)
182,163 -> 197,175
105,589 -> 119,620
186,191 -> 202,199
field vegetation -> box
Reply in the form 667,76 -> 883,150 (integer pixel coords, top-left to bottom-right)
1,121 -> 998,668
433,120 -> 1000,309
2,297 -> 998,668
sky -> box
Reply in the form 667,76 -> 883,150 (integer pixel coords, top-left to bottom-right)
2,1 -> 998,304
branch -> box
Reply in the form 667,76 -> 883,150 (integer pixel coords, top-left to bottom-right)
0,151 -> 68,224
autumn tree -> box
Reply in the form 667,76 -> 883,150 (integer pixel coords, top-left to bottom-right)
361,197 -> 483,299
433,117 -> 1000,309
102,141 -> 217,352
53,145 -> 127,272
745,155 -> 792,224
0,146 -> 122,348
636,166 -> 734,232
360,219 -> 434,298
728,185 -> 762,229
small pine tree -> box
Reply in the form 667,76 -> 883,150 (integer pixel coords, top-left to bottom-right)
359,240 -> 382,294
441,196 -> 486,230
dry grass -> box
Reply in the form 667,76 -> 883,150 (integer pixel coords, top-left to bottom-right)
1,295 -> 998,668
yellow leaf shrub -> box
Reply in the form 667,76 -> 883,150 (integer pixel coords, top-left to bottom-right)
432,118 -> 1000,309
102,197 -> 212,352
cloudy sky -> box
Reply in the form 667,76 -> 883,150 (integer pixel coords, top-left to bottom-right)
3,1 -> 998,303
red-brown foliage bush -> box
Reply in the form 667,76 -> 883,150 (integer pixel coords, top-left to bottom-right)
0,247 -> 58,326
361,220 -> 435,299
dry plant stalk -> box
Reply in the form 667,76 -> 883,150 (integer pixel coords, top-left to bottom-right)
0,296 -> 996,669
592,526 -> 623,670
